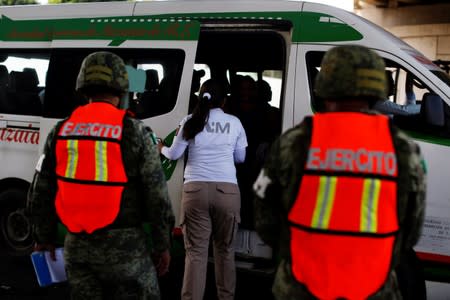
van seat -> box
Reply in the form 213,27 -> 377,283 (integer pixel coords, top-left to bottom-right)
7,70 -> 42,116
137,69 -> 161,118
420,93 -> 445,127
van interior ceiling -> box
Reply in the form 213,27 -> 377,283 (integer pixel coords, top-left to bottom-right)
196,30 -> 286,71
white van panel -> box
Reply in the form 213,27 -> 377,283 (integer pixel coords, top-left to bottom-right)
0,42 -> 50,48
0,115 -> 40,182
282,44 -> 297,131
414,141 -> 450,259
142,40 -> 199,223
38,118 -> 59,155
426,281 -> 450,300
51,40 -> 118,48
0,2 -> 135,20
134,0 -> 302,16
417,142 -> 450,220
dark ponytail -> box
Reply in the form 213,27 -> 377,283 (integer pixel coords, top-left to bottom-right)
183,79 -> 225,140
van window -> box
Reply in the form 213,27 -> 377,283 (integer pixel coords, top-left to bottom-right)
194,64 -> 211,86
0,50 -> 49,116
44,48 -> 185,119
306,51 -> 450,139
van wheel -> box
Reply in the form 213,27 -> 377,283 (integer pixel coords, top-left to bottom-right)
0,189 -> 33,256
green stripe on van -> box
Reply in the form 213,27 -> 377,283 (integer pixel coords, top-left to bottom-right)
0,15 -> 200,43
150,11 -> 363,43
405,131 -> 450,147
160,129 -> 178,181
1,11 -> 361,43
296,12 -> 363,42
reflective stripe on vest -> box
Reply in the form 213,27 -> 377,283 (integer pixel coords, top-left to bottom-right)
95,141 -> 108,181
55,102 -> 127,234
65,139 -> 78,179
288,112 -> 399,300
361,178 -> 382,233
311,176 -> 337,229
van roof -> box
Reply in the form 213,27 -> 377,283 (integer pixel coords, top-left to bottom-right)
0,1 -> 362,44
0,1 -> 446,77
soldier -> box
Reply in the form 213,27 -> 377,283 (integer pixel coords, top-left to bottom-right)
27,51 -> 174,300
253,45 -> 426,300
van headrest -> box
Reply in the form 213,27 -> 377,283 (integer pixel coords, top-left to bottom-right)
23,68 -> 40,88
421,93 -> 445,127
9,70 -> 39,92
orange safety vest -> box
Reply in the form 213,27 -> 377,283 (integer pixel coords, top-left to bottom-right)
55,102 -> 128,234
288,112 -> 399,300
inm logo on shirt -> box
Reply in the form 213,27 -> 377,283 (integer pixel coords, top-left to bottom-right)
205,122 -> 230,134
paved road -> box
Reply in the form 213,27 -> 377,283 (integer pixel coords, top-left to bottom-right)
0,251 -> 274,300
2,251 -> 450,300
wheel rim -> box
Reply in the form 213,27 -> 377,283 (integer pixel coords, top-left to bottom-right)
2,208 -> 32,248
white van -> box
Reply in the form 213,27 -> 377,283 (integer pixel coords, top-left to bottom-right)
0,0 -> 449,290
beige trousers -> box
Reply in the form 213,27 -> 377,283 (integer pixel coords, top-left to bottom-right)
180,181 -> 240,300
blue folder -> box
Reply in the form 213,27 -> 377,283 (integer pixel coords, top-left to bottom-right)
30,251 -> 52,287
30,248 -> 67,287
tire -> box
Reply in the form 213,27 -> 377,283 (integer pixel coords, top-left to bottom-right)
0,188 -> 33,256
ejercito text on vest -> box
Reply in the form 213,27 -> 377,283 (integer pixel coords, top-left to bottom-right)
306,147 -> 397,176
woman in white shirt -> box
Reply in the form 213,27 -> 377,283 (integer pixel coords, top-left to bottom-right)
159,79 -> 247,300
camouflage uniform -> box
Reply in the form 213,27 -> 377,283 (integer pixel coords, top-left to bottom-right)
253,45 -> 426,300
27,52 -> 174,300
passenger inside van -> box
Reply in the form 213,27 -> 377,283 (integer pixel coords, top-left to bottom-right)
256,79 -> 281,143
228,75 -> 254,228
252,80 -> 281,185
373,70 -> 421,116
230,75 -> 274,228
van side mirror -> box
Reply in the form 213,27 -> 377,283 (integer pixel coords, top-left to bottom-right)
420,93 -> 445,127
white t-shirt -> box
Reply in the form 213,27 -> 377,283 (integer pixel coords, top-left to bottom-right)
161,108 -> 247,184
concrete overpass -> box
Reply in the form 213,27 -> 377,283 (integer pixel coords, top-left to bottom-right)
355,0 -> 450,62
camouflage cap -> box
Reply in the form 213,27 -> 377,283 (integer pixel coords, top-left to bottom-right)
315,45 -> 387,101
76,51 -> 129,94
